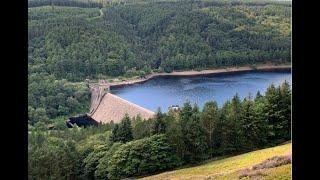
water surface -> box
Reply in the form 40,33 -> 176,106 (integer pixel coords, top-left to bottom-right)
111,71 -> 291,112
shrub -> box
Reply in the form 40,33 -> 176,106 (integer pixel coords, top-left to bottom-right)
28,137 -> 81,179
107,134 -> 180,179
83,145 -> 109,180
95,143 -> 123,180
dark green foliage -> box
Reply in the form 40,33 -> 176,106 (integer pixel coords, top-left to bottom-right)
28,0 -> 103,8
184,105 -> 209,162
253,95 -> 269,147
110,114 -> 133,143
28,125 -> 113,180
28,134 -> 82,179
28,0 -> 291,125
28,2 -> 292,177
164,111 -> 185,160
151,108 -> 167,135
264,84 -> 279,142
132,115 -> 152,139
28,3 -> 291,74
28,73 -> 90,124
279,81 -> 291,140
264,81 -> 291,144
94,142 -> 123,180
178,104 -> 208,163
83,145 -> 109,179
28,82 -> 291,179
201,101 -> 219,157
107,134 -> 180,179
179,101 -> 193,129
109,124 -> 120,142
255,91 -> 263,101
241,97 -> 262,150
218,95 -> 245,155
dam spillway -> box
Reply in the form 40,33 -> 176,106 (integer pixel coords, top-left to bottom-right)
90,93 -> 155,123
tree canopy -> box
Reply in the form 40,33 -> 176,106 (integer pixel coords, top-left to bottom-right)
28,82 -> 291,179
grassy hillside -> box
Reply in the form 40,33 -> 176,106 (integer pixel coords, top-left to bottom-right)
141,142 -> 292,179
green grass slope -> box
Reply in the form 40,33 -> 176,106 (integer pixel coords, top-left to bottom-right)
141,143 -> 292,180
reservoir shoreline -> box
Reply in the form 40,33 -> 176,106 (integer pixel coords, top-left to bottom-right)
108,64 -> 291,90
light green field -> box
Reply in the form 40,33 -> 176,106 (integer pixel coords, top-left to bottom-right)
141,143 -> 292,180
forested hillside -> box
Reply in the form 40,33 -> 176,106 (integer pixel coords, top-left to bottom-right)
28,1 -> 292,178
28,0 -> 291,124
29,0 -> 291,81
28,82 -> 291,179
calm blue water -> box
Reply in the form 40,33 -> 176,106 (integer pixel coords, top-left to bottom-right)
111,71 -> 291,112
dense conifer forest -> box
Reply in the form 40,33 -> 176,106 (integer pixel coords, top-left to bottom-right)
28,0 -> 291,179
28,0 -> 291,125
28,82 -> 291,179
29,0 -> 291,81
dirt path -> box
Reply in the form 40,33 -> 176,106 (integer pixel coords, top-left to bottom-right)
87,8 -> 104,21
99,8 -> 104,17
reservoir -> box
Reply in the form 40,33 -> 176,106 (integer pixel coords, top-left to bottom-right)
111,71 -> 291,112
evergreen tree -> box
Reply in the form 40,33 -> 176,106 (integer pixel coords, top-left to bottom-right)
219,101 -> 237,154
255,91 -> 263,101
165,111 -> 184,161
253,96 -> 269,147
279,81 -> 291,140
118,114 -> 133,143
182,104 -> 208,163
227,95 -> 245,153
241,97 -> 260,150
264,84 -> 282,144
110,114 -> 133,143
109,124 -> 120,142
179,101 -> 193,129
151,108 -> 166,135
132,115 -> 150,139
177,102 -> 193,161
201,101 -> 219,157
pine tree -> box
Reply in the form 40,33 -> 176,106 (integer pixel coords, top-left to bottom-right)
279,81 -> 291,140
179,101 -> 193,130
165,112 -> 184,161
219,101 -> 238,154
132,115 -> 150,140
110,114 -> 133,143
241,97 -> 260,149
201,101 -> 219,157
110,124 -> 120,142
230,94 -> 245,152
253,96 -> 269,147
264,84 -> 283,144
151,108 -> 166,135
255,91 -> 263,101
118,114 -> 133,143
264,84 -> 277,143
181,104 -> 208,163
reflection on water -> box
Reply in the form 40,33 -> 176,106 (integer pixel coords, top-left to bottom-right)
111,71 -> 292,112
